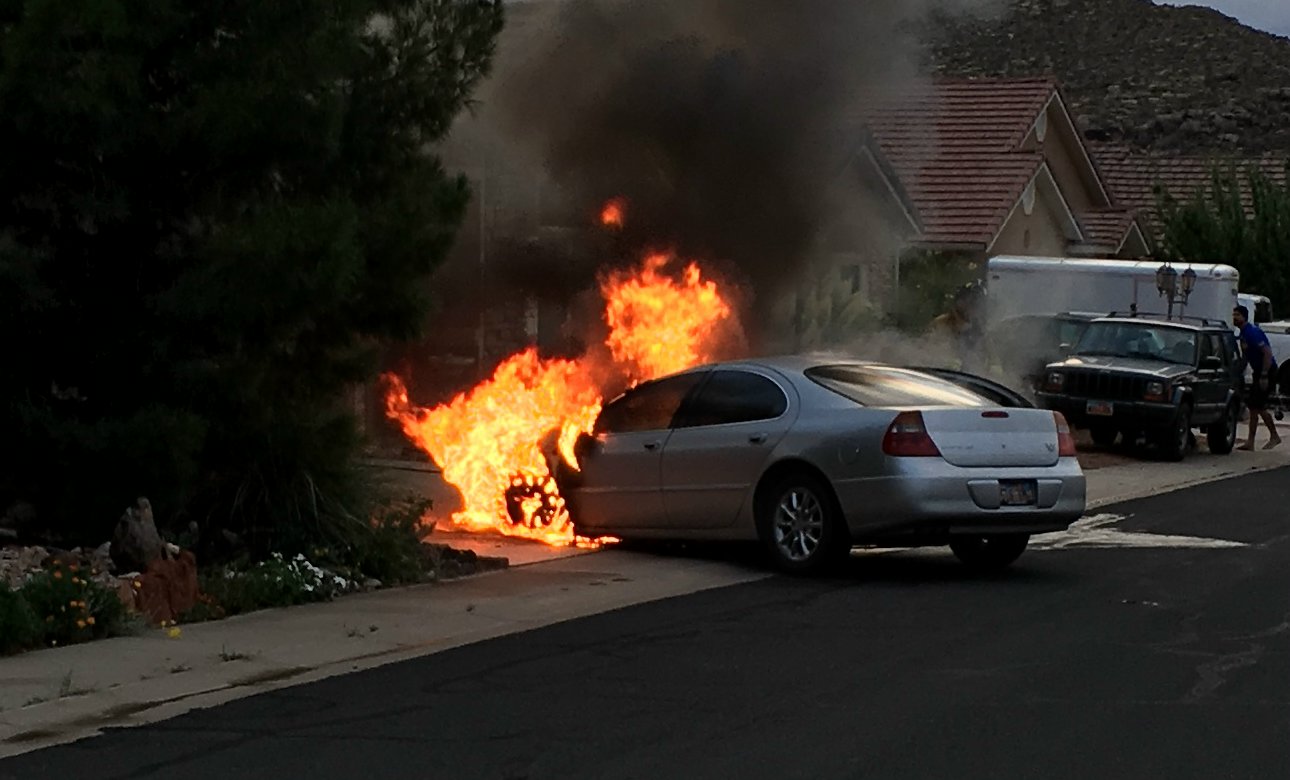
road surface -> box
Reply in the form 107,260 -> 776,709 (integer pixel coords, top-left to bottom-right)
4,468 -> 1288,779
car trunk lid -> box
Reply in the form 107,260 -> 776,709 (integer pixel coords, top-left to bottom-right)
920,408 -> 1059,467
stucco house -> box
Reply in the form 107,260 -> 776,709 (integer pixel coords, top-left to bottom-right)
856,77 -> 1151,263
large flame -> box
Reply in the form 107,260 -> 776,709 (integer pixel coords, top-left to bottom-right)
603,253 -> 733,379
384,231 -> 740,546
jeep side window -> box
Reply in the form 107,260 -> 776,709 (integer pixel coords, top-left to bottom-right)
1202,333 -> 1224,364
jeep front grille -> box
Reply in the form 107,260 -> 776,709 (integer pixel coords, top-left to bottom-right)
1063,370 -> 1149,401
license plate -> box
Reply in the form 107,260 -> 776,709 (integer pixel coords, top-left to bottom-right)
1000,480 -> 1038,506
1086,400 -> 1114,417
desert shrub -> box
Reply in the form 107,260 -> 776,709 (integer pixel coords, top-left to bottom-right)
20,567 -> 130,647
0,584 -> 41,655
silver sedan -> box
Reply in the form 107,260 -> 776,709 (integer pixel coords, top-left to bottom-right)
559,357 -> 1086,573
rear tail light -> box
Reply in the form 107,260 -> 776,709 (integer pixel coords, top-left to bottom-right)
882,411 -> 942,457
1054,412 -> 1077,457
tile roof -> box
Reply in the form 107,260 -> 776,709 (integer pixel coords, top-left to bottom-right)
1076,208 -> 1140,250
859,78 -> 1062,248
1094,144 -> 1289,232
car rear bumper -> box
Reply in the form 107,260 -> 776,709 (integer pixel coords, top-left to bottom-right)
1036,394 -> 1177,429
832,458 -> 1086,538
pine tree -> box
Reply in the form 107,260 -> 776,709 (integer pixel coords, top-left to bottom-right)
0,0 -> 503,549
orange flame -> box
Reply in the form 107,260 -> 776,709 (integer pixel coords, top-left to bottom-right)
384,253 -> 740,546
602,253 -> 733,379
600,198 -> 625,229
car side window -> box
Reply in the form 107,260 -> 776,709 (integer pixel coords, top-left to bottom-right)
1202,333 -> 1225,366
593,373 -> 706,435
673,370 -> 789,428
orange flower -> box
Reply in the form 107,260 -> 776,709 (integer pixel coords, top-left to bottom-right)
53,570 -> 63,580
76,620 -> 86,629
87,617 -> 96,626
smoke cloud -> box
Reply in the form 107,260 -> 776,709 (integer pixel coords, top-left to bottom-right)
440,0 -> 1003,354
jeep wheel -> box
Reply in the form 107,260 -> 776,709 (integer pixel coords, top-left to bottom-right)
1090,425 -> 1118,447
1206,401 -> 1240,455
1159,402 -> 1192,462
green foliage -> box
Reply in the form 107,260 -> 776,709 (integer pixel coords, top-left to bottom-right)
0,583 -> 42,655
1155,162 -> 1290,312
331,497 -> 435,586
19,567 -> 130,648
197,553 -> 358,617
0,1 -> 504,548
790,263 -> 885,350
892,249 -> 983,333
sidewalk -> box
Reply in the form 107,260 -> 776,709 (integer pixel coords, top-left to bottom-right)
3,448 -> 1288,758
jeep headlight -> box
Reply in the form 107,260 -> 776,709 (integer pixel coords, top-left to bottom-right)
1145,381 -> 1166,401
1046,371 -> 1065,391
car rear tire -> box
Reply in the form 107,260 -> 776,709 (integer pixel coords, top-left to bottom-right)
1158,401 -> 1192,462
1206,401 -> 1240,455
949,533 -> 1029,571
756,472 -> 850,575
1090,425 -> 1118,447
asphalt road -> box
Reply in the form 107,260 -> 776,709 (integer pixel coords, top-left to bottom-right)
5,469 -> 1290,780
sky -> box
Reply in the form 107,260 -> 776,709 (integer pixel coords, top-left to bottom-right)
1157,0 -> 1290,37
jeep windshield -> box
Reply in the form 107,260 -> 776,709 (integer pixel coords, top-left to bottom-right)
1072,322 -> 1198,365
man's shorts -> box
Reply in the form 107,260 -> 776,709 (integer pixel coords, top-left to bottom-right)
1249,375 -> 1276,410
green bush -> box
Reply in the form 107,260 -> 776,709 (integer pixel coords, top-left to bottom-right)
19,567 -> 130,647
331,498 -> 434,586
0,584 -> 41,655
198,554 -> 359,618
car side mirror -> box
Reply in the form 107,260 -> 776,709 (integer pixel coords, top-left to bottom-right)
1058,342 -> 1072,352
1200,356 -> 1222,370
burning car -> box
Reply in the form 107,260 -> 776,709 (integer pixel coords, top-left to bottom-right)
556,358 -> 1086,574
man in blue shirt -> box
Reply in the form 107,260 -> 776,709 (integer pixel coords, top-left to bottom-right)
1234,305 -> 1282,450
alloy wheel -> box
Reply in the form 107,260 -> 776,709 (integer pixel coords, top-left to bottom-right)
772,487 -> 825,562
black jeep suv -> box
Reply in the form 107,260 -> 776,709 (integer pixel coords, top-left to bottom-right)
1035,315 -> 1244,461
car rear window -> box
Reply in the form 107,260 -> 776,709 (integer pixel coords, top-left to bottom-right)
805,365 -> 990,408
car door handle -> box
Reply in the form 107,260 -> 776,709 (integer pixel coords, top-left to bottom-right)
643,441 -> 661,451
748,433 -> 768,444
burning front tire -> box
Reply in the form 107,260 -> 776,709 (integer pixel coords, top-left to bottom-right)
504,476 -> 565,530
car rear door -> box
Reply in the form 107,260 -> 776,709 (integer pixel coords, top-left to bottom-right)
659,368 -> 797,529
573,371 -> 708,530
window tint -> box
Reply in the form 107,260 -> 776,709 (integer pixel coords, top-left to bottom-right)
594,373 -> 706,434
805,365 -> 989,408
675,370 -> 788,428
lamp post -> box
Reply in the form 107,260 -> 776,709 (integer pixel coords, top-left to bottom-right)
1155,263 -> 1197,320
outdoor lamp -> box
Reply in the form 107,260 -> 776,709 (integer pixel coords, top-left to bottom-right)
1156,263 -> 1178,297
1180,267 -> 1197,300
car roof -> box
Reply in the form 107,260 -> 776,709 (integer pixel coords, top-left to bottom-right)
1088,316 -> 1224,332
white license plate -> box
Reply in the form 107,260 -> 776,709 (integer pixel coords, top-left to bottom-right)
1000,480 -> 1038,506
1086,400 -> 1114,417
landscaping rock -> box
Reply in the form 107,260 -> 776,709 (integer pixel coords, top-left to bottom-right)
111,497 -> 168,572
0,545 -> 48,589
134,550 -> 200,625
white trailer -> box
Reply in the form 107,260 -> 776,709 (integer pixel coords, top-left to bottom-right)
985,256 -> 1241,330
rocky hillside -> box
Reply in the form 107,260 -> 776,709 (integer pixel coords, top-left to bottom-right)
921,0 -> 1290,155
